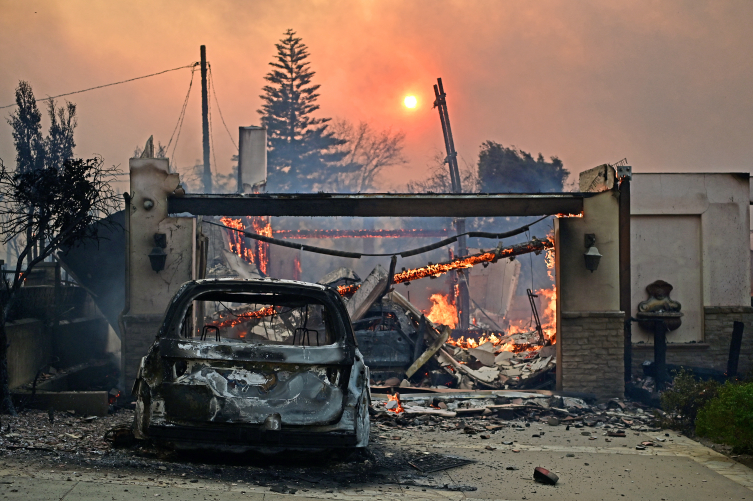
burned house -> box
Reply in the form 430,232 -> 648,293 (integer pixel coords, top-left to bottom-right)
120,145 -> 628,405
95,127 -> 753,415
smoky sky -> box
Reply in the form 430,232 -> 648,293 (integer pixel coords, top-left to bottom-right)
1,0 -> 752,193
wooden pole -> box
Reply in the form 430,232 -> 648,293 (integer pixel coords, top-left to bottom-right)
433,78 -> 469,330
200,45 -> 212,193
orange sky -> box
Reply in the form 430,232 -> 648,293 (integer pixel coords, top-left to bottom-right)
1,0 -> 752,191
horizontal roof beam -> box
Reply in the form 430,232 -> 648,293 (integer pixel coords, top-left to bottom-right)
168,193 -> 587,218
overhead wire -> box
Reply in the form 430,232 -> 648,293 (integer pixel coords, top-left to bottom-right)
208,66 -> 239,152
166,68 -> 196,163
0,63 -> 198,110
166,66 -> 197,162
207,72 -> 218,181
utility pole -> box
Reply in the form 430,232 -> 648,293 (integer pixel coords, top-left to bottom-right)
433,78 -> 470,331
200,45 -> 212,193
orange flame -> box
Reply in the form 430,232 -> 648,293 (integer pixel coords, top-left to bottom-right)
425,294 -> 457,329
386,392 -> 404,414
212,305 -> 278,329
446,242 -> 557,352
220,217 -> 272,274
212,236 -> 556,337
251,218 -> 272,275
293,255 -> 302,281
221,217 -> 246,257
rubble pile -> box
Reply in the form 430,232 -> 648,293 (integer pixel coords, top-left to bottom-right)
337,262 -> 555,390
370,392 -> 661,436
442,338 -> 555,390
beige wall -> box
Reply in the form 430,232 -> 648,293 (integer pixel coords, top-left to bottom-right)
127,158 -> 197,316
555,190 -> 623,398
631,215 -> 703,342
556,190 -> 621,313
631,173 -> 750,310
123,158 -> 198,388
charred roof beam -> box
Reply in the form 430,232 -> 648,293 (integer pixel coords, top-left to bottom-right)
168,193 -> 587,218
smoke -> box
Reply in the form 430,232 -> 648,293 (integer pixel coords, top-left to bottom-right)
2,1 -> 752,191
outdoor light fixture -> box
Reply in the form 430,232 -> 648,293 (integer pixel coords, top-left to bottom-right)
148,233 -> 167,273
584,233 -> 602,273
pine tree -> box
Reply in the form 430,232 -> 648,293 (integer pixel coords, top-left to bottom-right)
7,82 -> 77,173
7,81 -> 44,174
258,29 -> 346,192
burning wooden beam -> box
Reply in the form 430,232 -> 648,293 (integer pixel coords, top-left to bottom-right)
338,237 -> 553,296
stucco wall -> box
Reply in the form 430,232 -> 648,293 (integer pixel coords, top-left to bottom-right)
123,158 -> 197,389
631,173 -> 751,309
629,173 -> 753,376
128,159 -> 197,316
556,191 -> 621,313
631,215 -> 703,343
556,190 -> 623,398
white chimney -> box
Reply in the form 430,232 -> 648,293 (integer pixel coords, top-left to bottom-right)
238,126 -> 267,193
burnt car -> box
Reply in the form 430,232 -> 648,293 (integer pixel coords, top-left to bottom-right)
132,278 -> 370,452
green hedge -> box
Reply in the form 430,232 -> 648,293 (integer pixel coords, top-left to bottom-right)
696,381 -> 753,452
660,369 -> 719,432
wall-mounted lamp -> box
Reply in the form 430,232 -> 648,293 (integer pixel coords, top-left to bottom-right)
584,233 -> 602,273
148,233 -> 167,273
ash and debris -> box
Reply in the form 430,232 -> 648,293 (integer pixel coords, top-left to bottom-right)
0,392 -> 661,493
0,408 -> 476,492
371,392 -> 661,438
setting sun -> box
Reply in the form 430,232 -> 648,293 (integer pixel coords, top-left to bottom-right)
404,95 -> 417,108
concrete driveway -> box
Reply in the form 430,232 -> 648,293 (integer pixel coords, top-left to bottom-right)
0,423 -> 750,500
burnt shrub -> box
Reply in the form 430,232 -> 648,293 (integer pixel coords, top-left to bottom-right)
695,382 -> 753,453
660,369 -> 719,432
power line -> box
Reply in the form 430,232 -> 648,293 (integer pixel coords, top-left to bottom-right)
207,74 -> 218,180
0,63 -> 199,110
208,66 -> 238,151
166,67 -> 197,162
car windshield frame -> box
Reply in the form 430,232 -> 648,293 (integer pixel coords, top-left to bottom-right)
158,280 -> 355,347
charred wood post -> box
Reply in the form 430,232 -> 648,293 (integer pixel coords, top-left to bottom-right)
433,78 -> 469,330
653,320 -> 668,390
619,174 -> 631,382
728,321 -> 744,377
168,193 -> 586,218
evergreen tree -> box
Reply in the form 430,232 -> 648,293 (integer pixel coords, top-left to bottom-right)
44,99 -> 77,171
7,81 -> 77,173
7,81 -> 44,174
477,141 -> 568,193
258,29 -> 346,192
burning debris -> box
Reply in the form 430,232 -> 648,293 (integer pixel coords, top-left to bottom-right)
331,237 -> 557,392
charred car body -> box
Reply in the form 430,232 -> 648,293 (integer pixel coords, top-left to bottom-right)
132,279 -> 370,452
